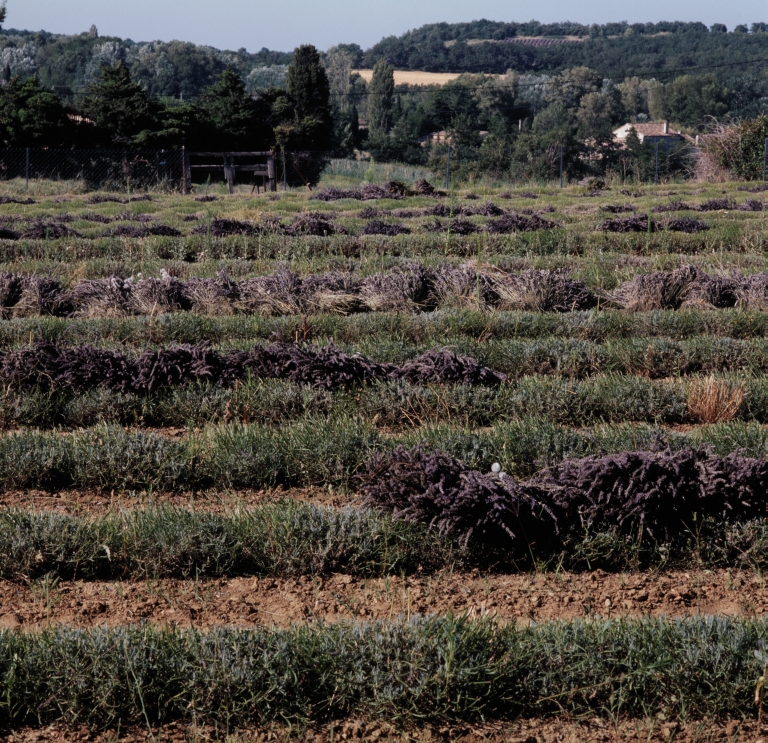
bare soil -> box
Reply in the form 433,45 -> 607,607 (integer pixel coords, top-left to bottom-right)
0,486 -> 345,514
1,569 -> 766,631
1,717 -> 763,742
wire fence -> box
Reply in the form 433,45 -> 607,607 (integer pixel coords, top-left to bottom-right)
0,149 -> 340,193
0,149 -> 186,192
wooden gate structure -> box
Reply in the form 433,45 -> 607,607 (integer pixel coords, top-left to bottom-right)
182,150 -> 277,194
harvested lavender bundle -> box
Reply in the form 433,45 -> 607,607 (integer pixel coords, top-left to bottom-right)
19,221 -> 81,240
485,213 -> 557,233
0,271 -> 22,313
237,267 -> 303,316
14,275 -> 61,317
491,269 -> 594,312
651,201 -> 694,213
431,264 -> 496,309
57,277 -> 134,318
413,178 -> 442,196
244,341 -> 392,389
607,265 -> 710,311
536,448 -> 768,540
79,212 -> 113,224
360,263 -> 433,312
0,342 -> 135,392
192,218 -> 257,237
393,349 -> 506,386
737,199 -> 764,212
129,272 -> 189,315
286,212 -> 346,237
300,271 -> 363,315
424,203 -> 451,217
597,215 -> 656,233
698,198 -> 735,211
100,224 -> 182,238
446,218 -> 479,235
735,273 -> 768,311
464,200 -> 504,216
359,219 -> 411,236
360,446 -> 558,549
601,204 -> 635,214
183,272 -> 240,315
665,218 -> 710,233
134,343 -> 234,392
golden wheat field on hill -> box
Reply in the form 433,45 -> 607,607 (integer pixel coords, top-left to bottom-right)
352,69 -> 471,86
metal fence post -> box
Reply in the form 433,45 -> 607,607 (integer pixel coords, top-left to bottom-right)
655,142 -> 659,185
282,150 -> 287,192
559,145 -> 564,188
763,138 -> 768,181
267,155 -> 276,192
25,147 -> 29,191
181,146 -> 188,194
445,145 -> 451,190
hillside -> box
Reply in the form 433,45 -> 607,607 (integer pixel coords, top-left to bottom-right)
0,26 -> 291,98
2,19 -> 767,102
361,20 -> 768,79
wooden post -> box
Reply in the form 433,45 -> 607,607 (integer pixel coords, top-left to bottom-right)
183,147 -> 191,194
223,155 -> 235,194
267,155 -> 276,192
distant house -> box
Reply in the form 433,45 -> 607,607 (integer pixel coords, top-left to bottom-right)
613,121 -> 696,147
420,131 -> 452,146
66,113 -> 95,126
419,130 -> 490,147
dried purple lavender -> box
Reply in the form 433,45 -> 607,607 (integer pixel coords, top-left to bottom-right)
361,446 -> 558,549
393,349 -> 506,386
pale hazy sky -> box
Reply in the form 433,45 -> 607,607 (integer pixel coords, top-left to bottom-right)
8,0 -> 767,52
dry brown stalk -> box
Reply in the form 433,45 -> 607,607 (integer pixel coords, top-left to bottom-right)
687,376 -> 745,424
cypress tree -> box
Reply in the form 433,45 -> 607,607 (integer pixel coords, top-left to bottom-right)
367,60 -> 395,143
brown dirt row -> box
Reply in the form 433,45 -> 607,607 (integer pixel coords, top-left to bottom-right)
1,569 -> 766,631
0,486 -> 345,514
0,716 -> 762,743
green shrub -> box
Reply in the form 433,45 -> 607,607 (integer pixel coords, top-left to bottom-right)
0,616 -> 764,726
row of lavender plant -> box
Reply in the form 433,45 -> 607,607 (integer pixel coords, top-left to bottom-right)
2,264 -> 768,318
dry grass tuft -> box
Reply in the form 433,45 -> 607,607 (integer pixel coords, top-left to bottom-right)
687,376 -> 745,424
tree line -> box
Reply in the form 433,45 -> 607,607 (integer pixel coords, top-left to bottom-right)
0,7 -> 766,184
0,50 -> 759,184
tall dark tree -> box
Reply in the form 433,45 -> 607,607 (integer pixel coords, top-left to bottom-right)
286,45 -> 331,125
367,60 -> 395,143
275,44 -> 334,185
79,62 -> 157,144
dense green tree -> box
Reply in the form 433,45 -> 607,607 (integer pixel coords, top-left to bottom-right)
576,90 -> 621,140
330,105 -> 358,157
192,68 -> 273,149
79,62 -> 157,144
704,115 -> 768,179
0,76 -> 67,146
617,77 -> 654,120
649,74 -> 731,129
545,67 -> 599,109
